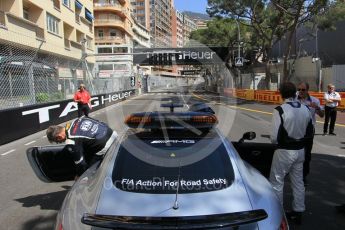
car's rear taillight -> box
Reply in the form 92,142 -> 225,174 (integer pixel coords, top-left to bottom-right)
56,223 -> 63,230
280,216 -> 289,230
55,216 -> 63,230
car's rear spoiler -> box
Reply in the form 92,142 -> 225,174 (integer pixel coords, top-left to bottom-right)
81,209 -> 267,229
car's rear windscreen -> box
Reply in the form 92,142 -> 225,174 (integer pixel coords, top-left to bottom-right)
112,133 -> 234,194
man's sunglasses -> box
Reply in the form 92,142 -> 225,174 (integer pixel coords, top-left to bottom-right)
298,88 -> 306,91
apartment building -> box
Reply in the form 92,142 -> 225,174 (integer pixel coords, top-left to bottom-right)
130,0 -> 150,30
183,14 -> 197,45
171,9 -> 183,48
132,16 -> 150,48
194,19 -> 208,30
93,0 -> 133,78
131,0 -> 172,48
0,0 -> 95,100
150,0 -> 172,47
0,0 -> 94,58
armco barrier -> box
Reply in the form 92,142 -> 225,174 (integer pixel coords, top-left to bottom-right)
223,88 -> 345,110
0,90 -> 135,145
223,88 -> 254,100
254,90 -> 282,104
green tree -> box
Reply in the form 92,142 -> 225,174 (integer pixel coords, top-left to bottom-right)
316,0 -> 345,30
207,0 -> 329,88
190,18 -> 248,66
189,18 -> 255,87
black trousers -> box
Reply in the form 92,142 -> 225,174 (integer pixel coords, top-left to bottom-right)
77,103 -> 90,117
323,106 -> 337,133
303,133 -> 314,179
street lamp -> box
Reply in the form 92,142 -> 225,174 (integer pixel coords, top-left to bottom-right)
235,19 -> 241,60
234,19 -> 242,88
313,27 -> 322,92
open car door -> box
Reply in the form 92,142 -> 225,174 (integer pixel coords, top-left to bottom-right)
26,145 -> 76,182
232,141 -> 277,178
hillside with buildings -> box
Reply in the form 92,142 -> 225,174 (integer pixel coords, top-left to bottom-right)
182,11 -> 211,21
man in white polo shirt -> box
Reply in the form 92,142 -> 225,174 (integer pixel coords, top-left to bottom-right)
323,84 -> 341,136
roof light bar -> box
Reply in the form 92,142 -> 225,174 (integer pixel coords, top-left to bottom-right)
125,115 -> 152,126
191,115 -> 218,124
124,112 -> 218,129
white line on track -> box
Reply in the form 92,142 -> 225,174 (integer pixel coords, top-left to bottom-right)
42,135 -> 46,138
1,149 -> 15,156
24,141 -> 36,146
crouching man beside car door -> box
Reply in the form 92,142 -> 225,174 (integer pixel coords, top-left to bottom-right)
269,82 -> 313,225
46,116 -> 117,176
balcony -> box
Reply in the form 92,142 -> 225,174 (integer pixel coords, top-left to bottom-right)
5,12 -> 45,40
94,3 -> 129,18
94,18 -> 132,36
94,2 -> 123,9
95,36 -> 125,44
95,18 -> 124,27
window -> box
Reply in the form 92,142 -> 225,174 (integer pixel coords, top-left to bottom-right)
113,47 -> 128,53
98,47 -> 112,54
98,64 -> 113,71
109,29 -> 117,37
62,0 -> 70,8
46,13 -> 59,34
23,8 -> 29,20
98,30 -> 104,38
113,64 -> 128,70
52,0 -> 60,10
85,8 -> 94,22
86,37 -> 92,49
112,134 -> 234,194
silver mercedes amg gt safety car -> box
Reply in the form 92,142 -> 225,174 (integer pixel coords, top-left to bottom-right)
27,104 -> 288,230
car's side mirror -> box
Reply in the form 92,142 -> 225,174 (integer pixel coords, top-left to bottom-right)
239,132 -> 256,143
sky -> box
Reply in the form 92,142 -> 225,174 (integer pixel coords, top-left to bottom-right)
174,0 -> 208,14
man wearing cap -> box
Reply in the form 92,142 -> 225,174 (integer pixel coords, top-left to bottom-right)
74,83 -> 91,117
